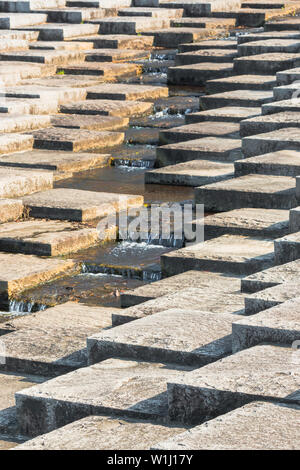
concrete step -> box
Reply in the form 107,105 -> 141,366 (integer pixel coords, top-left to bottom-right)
86,83 -> 168,101
0,12 -> 46,28
195,174 -> 297,211
161,234 -> 275,276
175,48 -> 237,66
0,166 -> 53,200
200,89 -> 273,109
0,38 -> 28,52
0,133 -> 34,155
240,112 -> 300,137
168,62 -> 233,86
0,302 -> 115,376
34,7 -> 114,23
242,127 -> 300,157
88,308 -> 237,366
273,82 -> 300,101
85,48 -> 150,63
155,402 -> 300,450
235,150 -> 300,177
206,74 -> 276,93
0,61 -> 57,84
0,49 -> 85,65
60,99 -> 153,118
234,52 -> 300,74
1,85 -> 87,105
170,17 -> 236,29
0,253 -> 78,309
0,29 -> 39,40
238,38 -> 300,56
57,62 -> 138,78
0,115 -> 50,133
178,39 -> 237,53
145,159 -> 234,187
15,358 -> 193,437
0,149 -> 109,173
156,137 -> 242,167
233,297 -> 300,351
0,0 -> 66,12
18,23 -> 99,40
22,188 -> 143,222
30,127 -> 124,151
185,106 -> 261,124
142,27 -> 218,47
0,219 -> 102,257
243,281 -> 299,315
159,122 -> 240,144
262,97 -> 300,114
118,6 -> 183,18
51,114 -> 129,131
290,204 -> 300,232
120,270 -> 242,308
158,1 -> 242,16
274,231 -> 300,264
203,208 -> 289,239
238,29 -> 300,44
92,16 -> 171,34
0,97 -> 59,115
113,287 -> 245,326
265,17 -> 300,31
277,66 -> 300,85
241,259 -> 300,293
167,344 -> 300,424
14,415 -> 185,450
69,33 -> 154,49
0,199 -> 23,223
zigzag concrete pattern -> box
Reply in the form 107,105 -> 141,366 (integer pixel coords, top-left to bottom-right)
0,0 -> 299,451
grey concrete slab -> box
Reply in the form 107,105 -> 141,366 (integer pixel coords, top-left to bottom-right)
145,160 -> 234,187
159,122 -> 240,144
168,62 -> 233,86
242,128 -> 300,157
88,308 -> 237,366
241,259 -> 300,293
0,220 -> 101,256
15,358 -> 193,437
203,208 -> 289,239
0,133 -> 33,155
195,174 -> 296,211
161,234 -> 275,276
22,188 -> 143,222
154,402 -> 300,450
157,137 -> 242,167
240,113 -> 300,137
18,23 -> 99,40
175,49 -> 237,66
0,167 -> 53,198
201,89 -> 273,109
60,100 -> 154,118
70,34 -> 154,49
185,107 -> 261,124
113,287 -> 245,326
86,83 -> 168,101
15,415 -> 185,450
0,149 -> 110,173
206,74 -> 276,93
233,297 -> 300,351
262,98 -> 300,114
235,149 -> 300,177
244,281 -> 300,315
234,52 -> 300,74
30,128 -> 124,152
178,39 -> 237,53
276,66 -> 300,85
238,38 -> 300,56
0,115 -> 50,133
290,206 -> 300,232
274,231 -> 300,265
121,271 -> 242,308
51,115 -> 128,131
168,344 -> 300,424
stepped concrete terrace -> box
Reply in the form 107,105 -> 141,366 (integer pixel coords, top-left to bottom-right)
0,1 -> 299,452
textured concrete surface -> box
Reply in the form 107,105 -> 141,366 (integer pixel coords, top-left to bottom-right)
23,188 -> 143,221
186,106 -> 261,124
121,271 -> 242,307
113,287 -> 245,325
235,149 -> 300,177
154,402 -> 300,450
233,296 -> 300,352
241,259 -> 300,293
15,358 -> 193,437
168,344 -> 300,424
161,234 -> 275,276
88,307 -> 237,366
0,302 -> 115,376
0,199 -> 23,223
244,281 -> 300,315
15,415 -> 186,450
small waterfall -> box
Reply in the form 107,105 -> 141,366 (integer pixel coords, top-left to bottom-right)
9,300 -> 47,315
112,158 -> 154,169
